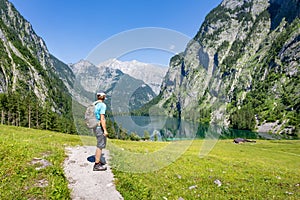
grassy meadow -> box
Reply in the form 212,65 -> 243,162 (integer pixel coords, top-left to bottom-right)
109,140 -> 300,199
0,125 -> 299,199
0,125 -> 82,199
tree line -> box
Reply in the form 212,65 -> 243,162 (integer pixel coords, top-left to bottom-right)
0,92 -> 76,134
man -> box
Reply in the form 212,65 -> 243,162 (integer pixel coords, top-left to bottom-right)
93,92 -> 109,171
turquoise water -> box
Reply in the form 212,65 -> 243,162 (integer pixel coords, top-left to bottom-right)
111,115 -> 267,141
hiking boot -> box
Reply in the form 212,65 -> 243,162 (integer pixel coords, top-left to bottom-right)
100,161 -> 106,165
93,163 -> 107,171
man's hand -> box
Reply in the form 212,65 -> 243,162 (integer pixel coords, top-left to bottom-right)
103,130 -> 109,137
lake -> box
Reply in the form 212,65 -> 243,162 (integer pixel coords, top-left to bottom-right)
111,115 -> 264,141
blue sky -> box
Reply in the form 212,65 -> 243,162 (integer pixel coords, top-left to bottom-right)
9,0 -> 222,66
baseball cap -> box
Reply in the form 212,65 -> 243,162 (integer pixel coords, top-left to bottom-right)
96,92 -> 106,96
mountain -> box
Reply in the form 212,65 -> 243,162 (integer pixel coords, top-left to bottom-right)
2,0 -> 299,136
99,58 -> 168,95
70,60 -> 156,112
156,0 -> 300,135
0,0 -> 158,132
0,0 -> 75,133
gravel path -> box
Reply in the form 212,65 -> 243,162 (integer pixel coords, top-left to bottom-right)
64,146 -> 123,200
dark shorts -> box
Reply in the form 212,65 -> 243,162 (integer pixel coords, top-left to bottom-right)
94,126 -> 106,149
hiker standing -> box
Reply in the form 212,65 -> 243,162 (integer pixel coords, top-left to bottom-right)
93,92 -> 108,171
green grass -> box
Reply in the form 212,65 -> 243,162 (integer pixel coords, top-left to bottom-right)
0,125 -> 82,200
109,140 -> 300,200
1,125 -> 299,199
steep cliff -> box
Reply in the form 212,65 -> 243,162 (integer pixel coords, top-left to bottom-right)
0,0 -> 75,132
159,0 -> 299,134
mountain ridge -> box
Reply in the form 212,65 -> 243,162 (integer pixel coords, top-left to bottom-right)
0,0 -> 76,132
98,58 -> 168,95
157,0 -> 299,135
70,59 -> 156,111
1,0 -> 299,136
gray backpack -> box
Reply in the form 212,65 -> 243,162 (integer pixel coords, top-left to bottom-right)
85,101 -> 99,129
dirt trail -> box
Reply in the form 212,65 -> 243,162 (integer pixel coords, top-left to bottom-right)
64,146 -> 123,200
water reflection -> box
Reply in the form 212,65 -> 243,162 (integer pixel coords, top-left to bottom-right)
112,115 -> 264,141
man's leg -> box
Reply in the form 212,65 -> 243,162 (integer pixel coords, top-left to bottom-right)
95,147 -> 102,164
93,147 -> 106,171
93,127 -> 107,171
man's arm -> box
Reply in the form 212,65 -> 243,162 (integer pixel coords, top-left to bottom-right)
100,114 -> 108,136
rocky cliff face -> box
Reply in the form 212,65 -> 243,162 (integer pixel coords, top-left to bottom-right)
0,0 -> 74,100
0,0 -> 75,131
159,0 -> 299,134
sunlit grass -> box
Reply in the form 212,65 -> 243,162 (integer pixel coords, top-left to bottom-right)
0,125 -> 82,200
110,139 -> 300,199
1,125 -> 299,199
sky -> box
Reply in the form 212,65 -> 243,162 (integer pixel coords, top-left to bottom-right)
9,0 -> 222,66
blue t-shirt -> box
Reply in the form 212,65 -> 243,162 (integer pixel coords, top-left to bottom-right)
94,102 -> 106,121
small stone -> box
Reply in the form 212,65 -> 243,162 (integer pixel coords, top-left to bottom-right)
189,185 -> 197,190
106,183 -> 113,187
80,163 -> 88,167
214,179 -> 222,187
31,158 -> 52,170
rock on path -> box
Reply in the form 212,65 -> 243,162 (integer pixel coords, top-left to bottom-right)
64,146 -> 123,200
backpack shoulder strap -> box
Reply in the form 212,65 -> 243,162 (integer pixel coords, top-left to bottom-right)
93,100 -> 100,106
